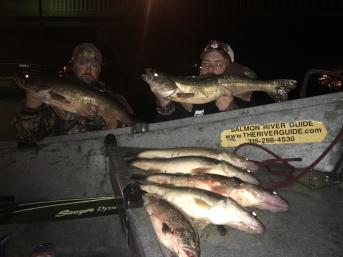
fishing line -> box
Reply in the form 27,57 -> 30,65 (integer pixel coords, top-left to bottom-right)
233,125 -> 343,190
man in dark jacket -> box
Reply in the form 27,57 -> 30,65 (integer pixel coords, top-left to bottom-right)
151,40 -> 257,122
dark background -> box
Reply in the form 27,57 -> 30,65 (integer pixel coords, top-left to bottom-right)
1,0 -> 342,122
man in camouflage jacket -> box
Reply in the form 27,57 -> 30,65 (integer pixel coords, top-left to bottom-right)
13,43 -> 132,146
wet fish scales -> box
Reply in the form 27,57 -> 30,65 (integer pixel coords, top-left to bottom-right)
143,195 -> 200,257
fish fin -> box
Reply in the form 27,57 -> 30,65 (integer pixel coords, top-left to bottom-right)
192,219 -> 209,230
191,168 -> 210,175
218,78 -> 231,87
180,103 -> 193,112
104,119 -> 119,130
212,186 -> 229,195
193,198 -> 211,209
268,79 -> 297,102
147,168 -> 162,174
50,92 -> 71,104
176,92 -> 195,98
234,92 -> 252,101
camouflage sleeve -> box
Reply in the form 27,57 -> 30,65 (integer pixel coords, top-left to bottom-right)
13,105 -> 56,145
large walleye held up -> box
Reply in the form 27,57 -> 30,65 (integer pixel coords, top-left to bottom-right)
136,147 -> 259,172
130,156 -> 259,185
134,173 -> 288,213
143,195 -> 200,257
140,183 -> 264,234
142,68 -> 297,103
15,75 -> 136,128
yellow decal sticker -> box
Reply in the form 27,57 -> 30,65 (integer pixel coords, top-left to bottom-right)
221,120 -> 327,147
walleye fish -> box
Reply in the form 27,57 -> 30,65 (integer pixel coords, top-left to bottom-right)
15,75 -> 136,128
143,195 -> 200,257
130,156 -> 259,185
140,183 -> 264,234
136,147 -> 259,172
142,68 -> 297,103
135,173 -> 288,212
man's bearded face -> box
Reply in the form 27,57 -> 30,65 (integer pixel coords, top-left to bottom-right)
73,51 -> 101,84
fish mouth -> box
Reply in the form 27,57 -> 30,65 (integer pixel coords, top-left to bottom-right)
228,220 -> 264,234
141,73 -> 152,83
142,68 -> 157,82
257,192 -> 289,212
243,161 -> 259,172
141,68 -> 158,86
141,68 -> 177,97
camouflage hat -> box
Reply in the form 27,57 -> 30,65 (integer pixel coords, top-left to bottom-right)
71,43 -> 103,65
200,40 -> 235,63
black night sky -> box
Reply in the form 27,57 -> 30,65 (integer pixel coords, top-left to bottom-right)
1,1 -> 342,122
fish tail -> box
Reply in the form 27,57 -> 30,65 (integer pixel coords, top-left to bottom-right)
268,79 -> 297,102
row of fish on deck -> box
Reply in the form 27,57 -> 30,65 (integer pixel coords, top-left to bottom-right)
16,68 -> 297,126
128,147 -> 289,257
